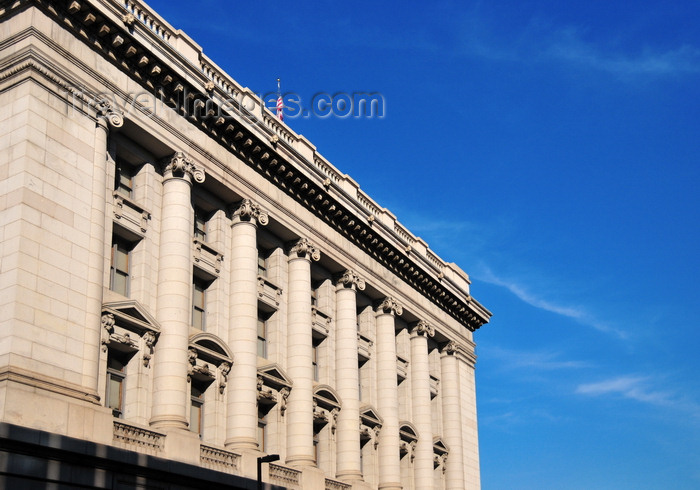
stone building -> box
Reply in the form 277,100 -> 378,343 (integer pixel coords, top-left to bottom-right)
0,0 -> 491,488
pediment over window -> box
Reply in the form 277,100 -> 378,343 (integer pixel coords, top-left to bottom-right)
360,405 -> 383,428
189,332 -> 233,365
103,299 -> 160,335
399,421 -> 419,443
258,363 -> 293,391
433,437 -> 449,456
313,385 -> 341,411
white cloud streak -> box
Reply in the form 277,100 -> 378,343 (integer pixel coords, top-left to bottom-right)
476,265 -> 627,338
488,346 -> 591,371
576,375 -> 700,417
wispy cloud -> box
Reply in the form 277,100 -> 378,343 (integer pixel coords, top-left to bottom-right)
476,264 -> 627,338
488,346 -> 591,371
458,12 -> 700,80
576,375 -> 700,416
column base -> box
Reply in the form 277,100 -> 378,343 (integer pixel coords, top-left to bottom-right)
286,455 -> 317,468
149,415 -> 188,430
378,483 -> 403,490
336,470 -> 364,482
224,436 -> 259,452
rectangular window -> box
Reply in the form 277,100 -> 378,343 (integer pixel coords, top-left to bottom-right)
110,238 -> 130,296
311,288 -> 318,307
192,279 -> 207,330
114,160 -> 133,198
257,250 -> 268,277
257,313 -> 267,358
106,350 -> 127,418
257,413 -> 267,451
190,384 -> 204,436
194,207 -> 207,242
312,342 -> 319,382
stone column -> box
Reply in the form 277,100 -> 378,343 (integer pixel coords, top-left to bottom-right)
440,341 -> 466,489
409,320 -> 435,490
285,238 -> 320,466
375,297 -> 403,490
150,152 -> 205,430
83,100 -> 123,394
225,199 -> 269,450
334,270 -> 366,482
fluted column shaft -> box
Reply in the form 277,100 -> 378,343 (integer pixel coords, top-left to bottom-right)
84,105 -> 122,394
226,199 -> 268,450
335,271 -> 366,481
440,342 -> 466,489
285,238 -> 320,466
410,322 -> 435,490
151,152 -> 204,429
375,298 -> 403,490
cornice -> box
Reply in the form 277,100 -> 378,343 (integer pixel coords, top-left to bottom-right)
1,0 -> 492,331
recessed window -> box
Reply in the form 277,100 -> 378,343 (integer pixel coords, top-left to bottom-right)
312,340 -> 320,382
110,237 -> 131,296
192,278 -> 208,330
190,383 -> 204,436
106,349 -> 128,418
114,160 -> 134,198
194,207 -> 208,242
257,249 -> 268,277
257,412 -> 267,451
257,312 -> 268,358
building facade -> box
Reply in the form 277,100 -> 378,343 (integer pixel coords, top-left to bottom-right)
0,1 -> 491,489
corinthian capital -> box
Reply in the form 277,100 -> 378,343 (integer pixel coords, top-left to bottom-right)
288,238 -> 320,262
410,320 -> 435,338
95,97 -> 124,128
335,269 -> 366,291
376,297 -> 403,316
231,198 -> 269,226
164,151 -> 205,183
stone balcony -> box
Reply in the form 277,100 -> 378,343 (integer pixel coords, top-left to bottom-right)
113,192 -> 151,238
192,238 -> 223,278
258,275 -> 283,309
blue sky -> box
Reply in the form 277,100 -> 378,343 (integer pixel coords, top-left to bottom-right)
145,1 -> 700,488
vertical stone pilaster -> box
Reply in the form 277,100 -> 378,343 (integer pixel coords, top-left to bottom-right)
334,270 -> 366,482
375,297 -> 403,490
150,152 -> 204,430
83,102 -> 123,392
225,199 -> 268,451
285,238 -> 320,467
440,341 -> 466,489
410,321 -> 435,490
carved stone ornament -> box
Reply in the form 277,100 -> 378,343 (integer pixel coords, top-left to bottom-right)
101,313 -> 116,352
232,198 -> 269,226
121,12 -> 136,26
142,330 -> 157,367
165,151 -> 205,183
187,348 -> 197,381
376,297 -> 403,316
204,80 -> 215,92
289,238 -> 320,262
336,269 -> 366,291
441,340 -> 461,356
411,320 -> 435,338
279,387 -> 290,415
256,375 -> 275,402
218,362 -> 231,394
95,97 -> 124,128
